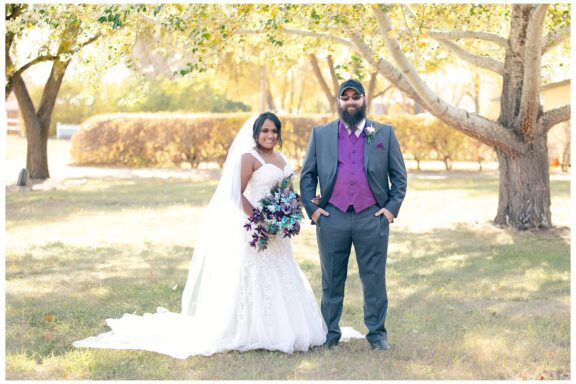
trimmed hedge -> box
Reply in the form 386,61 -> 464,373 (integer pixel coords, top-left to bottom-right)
71,113 -> 333,168
71,112 -> 496,169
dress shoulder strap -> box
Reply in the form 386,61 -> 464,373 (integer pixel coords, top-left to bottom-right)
278,152 -> 289,163
247,148 -> 266,165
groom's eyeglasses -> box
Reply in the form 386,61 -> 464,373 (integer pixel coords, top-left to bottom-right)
338,95 -> 364,102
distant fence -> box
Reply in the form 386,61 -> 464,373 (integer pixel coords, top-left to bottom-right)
56,123 -> 80,139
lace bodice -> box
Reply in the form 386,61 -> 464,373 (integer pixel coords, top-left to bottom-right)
244,149 -> 294,208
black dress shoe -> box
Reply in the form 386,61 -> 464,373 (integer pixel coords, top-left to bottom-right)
368,339 -> 392,350
322,338 -> 340,348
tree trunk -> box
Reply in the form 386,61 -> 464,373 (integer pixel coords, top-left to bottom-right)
281,70 -> 289,112
561,121 -> 570,172
366,72 -> 377,114
288,70 -> 295,114
494,137 -> 551,229
258,65 -> 266,113
296,73 -> 305,114
6,46 -> 16,100
327,55 -> 339,96
13,77 -> 50,179
443,156 -> 453,171
561,142 -> 570,172
11,59 -> 69,179
265,73 -> 276,112
309,54 -> 336,114
492,5 -> 552,229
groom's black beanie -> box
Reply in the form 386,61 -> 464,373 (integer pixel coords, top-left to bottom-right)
339,79 -> 365,96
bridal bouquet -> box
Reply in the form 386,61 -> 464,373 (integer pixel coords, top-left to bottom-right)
244,176 -> 303,251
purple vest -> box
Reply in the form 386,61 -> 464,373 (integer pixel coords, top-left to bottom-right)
328,121 -> 377,213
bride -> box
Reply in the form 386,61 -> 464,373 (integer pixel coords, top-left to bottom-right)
73,112 -> 360,359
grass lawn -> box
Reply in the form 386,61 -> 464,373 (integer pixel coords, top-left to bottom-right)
5,173 -> 570,380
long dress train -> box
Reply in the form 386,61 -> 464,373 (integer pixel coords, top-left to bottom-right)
73,149 -> 356,358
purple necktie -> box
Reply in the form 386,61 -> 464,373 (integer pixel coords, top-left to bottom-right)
349,128 -> 358,145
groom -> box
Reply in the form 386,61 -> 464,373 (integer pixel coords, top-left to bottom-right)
300,79 -> 407,351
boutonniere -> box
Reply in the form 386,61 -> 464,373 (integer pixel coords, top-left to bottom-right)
364,125 -> 376,144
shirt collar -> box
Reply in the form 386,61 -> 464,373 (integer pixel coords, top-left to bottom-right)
343,118 -> 366,136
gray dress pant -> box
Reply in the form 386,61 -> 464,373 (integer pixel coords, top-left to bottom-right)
316,203 -> 389,343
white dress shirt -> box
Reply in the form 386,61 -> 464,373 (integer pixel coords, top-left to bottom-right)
343,118 -> 366,137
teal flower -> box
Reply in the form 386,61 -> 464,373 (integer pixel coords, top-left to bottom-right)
245,174 -> 304,251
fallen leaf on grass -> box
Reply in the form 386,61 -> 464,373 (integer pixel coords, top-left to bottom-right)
42,314 -> 56,322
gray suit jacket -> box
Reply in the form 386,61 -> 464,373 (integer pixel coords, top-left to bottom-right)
300,119 -> 407,220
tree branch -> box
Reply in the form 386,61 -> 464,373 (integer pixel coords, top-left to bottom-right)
373,84 -> 394,99
433,38 -> 504,75
539,105 -> 571,132
517,4 -> 548,137
327,55 -> 339,95
71,32 -> 102,53
372,5 -> 524,155
37,59 -> 70,128
11,55 -> 60,80
366,72 -> 377,114
11,73 -> 36,117
137,12 -> 161,25
347,31 -> 427,110
373,6 -> 450,115
543,25 -> 570,54
309,54 -> 336,113
401,4 -> 417,19
239,27 -> 355,49
6,4 -> 29,97
6,4 -> 27,21
9,32 -> 101,91
428,29 -> 508,48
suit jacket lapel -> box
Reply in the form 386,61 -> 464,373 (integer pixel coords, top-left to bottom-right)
364,119 -> 376,170
326,120 -> 339,178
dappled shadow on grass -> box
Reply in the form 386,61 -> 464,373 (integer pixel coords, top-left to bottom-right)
6,242 -> 192,281
6,241 -> 361,379
408,174 -> 499,193
6,242 -> 196,360
406,176 -> 569,200
6,177 -> 217,228
5,223 -> 571,379
6,243 -> 197,365
385,223 -> 570,379
391,223 -> 569,292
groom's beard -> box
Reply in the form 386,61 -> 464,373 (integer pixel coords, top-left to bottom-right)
338,102 -> 367,127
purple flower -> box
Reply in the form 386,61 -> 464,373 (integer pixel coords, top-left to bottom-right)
244,175 -> 304,251
274,210 -> 284,220
293,221 -> 300,233
281,203 -> 292,215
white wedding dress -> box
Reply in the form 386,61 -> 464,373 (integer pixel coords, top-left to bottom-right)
73,117 -> 362,359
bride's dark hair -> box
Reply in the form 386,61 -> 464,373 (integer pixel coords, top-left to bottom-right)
252,112 -> 282,149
